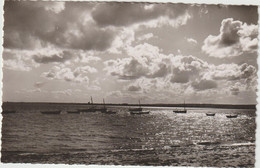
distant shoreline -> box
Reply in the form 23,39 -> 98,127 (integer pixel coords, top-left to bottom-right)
2,102 -> 256,109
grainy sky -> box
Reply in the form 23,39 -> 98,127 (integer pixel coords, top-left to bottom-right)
2,1 -> 258,104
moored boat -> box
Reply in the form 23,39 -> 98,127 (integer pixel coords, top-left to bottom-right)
101,98 -> 116,114
129,100 -> 149,115
129,100 -> 143,112
173,109 -> 187,113
41,110 -> 61,114
173,100 -> 187,113
226,114 -> 238,118
206,113 -> 215,116
130,110 -> 150,115
78,96 -> 98,113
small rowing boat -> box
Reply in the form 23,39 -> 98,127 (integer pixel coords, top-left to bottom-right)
206,113 -> 215,116
226,114 -> 238,118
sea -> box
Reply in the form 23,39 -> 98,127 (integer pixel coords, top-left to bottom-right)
1,102 -> 256,167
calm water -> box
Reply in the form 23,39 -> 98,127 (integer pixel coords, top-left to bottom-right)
1,103 -> 256,167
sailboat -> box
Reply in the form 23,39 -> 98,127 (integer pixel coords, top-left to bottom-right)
78,96 -> 97,112
129,100 -> 150,115
101,98 -> 116,114
129,100 -> 143,112
173,100 -> 187,113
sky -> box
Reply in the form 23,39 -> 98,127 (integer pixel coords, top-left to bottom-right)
2,1 -> 258,104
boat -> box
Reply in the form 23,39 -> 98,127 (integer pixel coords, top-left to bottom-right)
2,110 -> 16,114
129,100 -> 143,111
78,96 -> 97,112
77,108 -> 96,112
130,110 -> 150,115
206,113 -> 215,116
130,100 -> 150,115
67,110 -> 80,114
101,98 -> 116,114
226,114 -> 238,118
173,100 -> 187,113
41,110 -> 61,114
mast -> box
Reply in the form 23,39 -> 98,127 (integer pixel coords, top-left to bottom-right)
139,100 -> 141,108
103,98 -> 106,109
91,96 -> 93,104
184,100 -> 186,110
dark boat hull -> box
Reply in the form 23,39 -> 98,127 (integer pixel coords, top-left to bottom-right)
130,111 -> 150,115
206,113 -> 215,116
174,110 -> 187,113
41,111 -> 61,114
226,115 -> 238,118
67,111 -> 80,114
129,108 -> 143,112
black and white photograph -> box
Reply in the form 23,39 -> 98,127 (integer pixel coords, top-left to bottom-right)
1,0 -> 259,167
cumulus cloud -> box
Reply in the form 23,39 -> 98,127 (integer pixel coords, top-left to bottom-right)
138,33 -> 154,41
202,18 -> 258,57
2,49 -> 39,71
105,42 -> 257,95
42,65 -> 97,83
204,63 -> 256,83
127,84 -> 142,92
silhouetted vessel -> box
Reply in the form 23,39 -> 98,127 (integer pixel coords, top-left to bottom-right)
130,100 -> 150,115
206,113 -> 215,116
129,100 -> 143,112
78,96 -> 97,112
101,98 -> 116,114
41,110 -> 61,114
226,114 -> 238,118
173,100 -> 187,113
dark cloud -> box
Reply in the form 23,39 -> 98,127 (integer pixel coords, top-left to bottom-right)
4,1 -> 115,51
230,87 -> 239,95
170,70 -> 191,83
33,51 -> 72,64
202,18 -> 258,57
92,3 -> 188,27
192,79 -> 218,91
128,85 -> 141,92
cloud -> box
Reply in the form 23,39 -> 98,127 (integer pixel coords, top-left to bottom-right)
105,42 -> 257,95
205,63 -> 256,83
202,18 -> 258,57
138,33 -> 154,41
33,51 -> 73,64
186,38 -> 197,45
42,65 -> 97,83
91,3 -> 189,27
4,1 -> 115,51
127,85 -> 142,92
2,49 -> 38,71
191,79 -> 218,91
